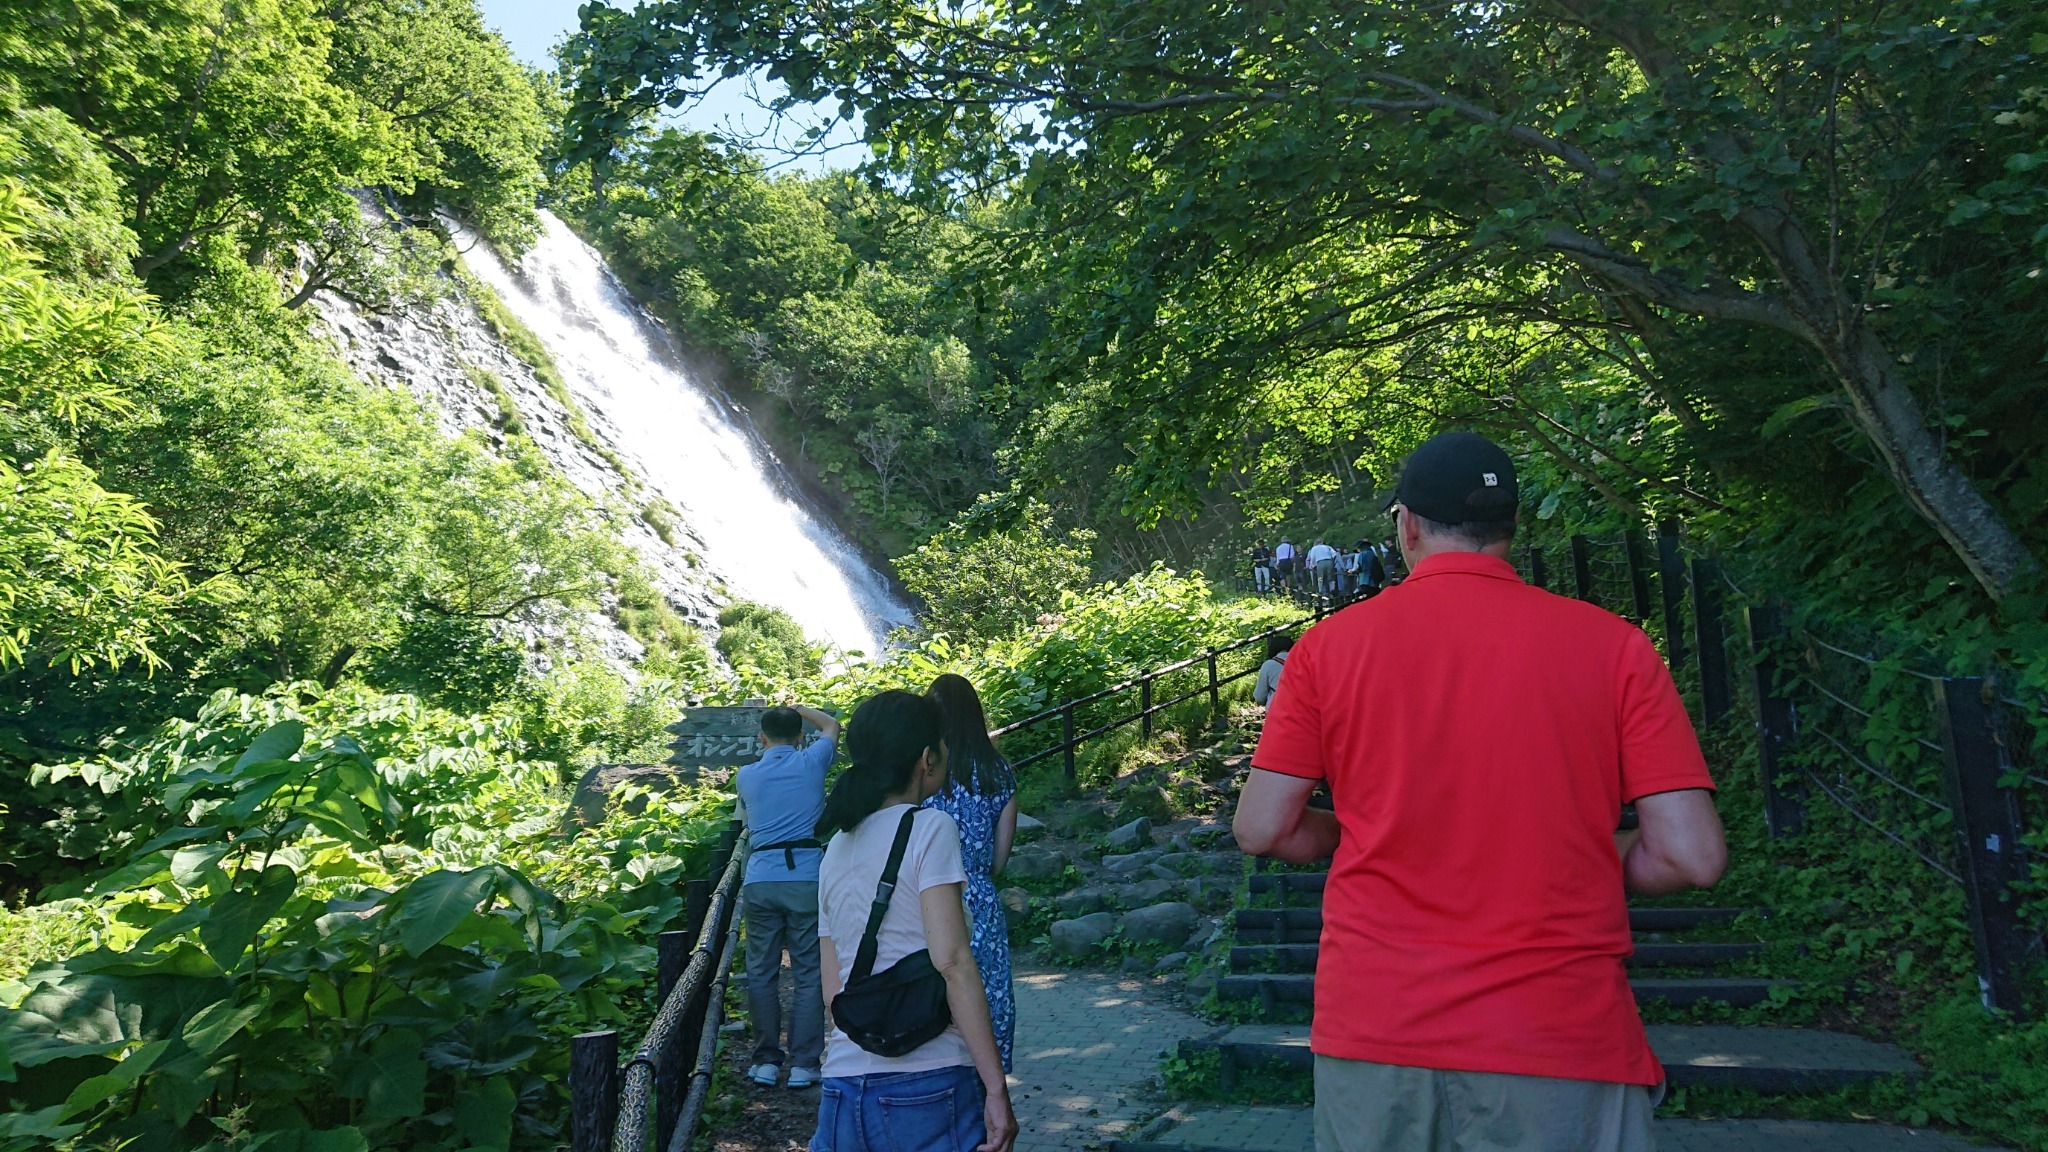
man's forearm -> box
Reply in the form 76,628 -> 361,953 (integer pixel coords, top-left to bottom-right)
792,704 -> 840,737
1268,806 -> 1339,863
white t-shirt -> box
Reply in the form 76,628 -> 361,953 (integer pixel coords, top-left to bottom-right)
818,804 -> 972,1077
1306,543 -> 1338,565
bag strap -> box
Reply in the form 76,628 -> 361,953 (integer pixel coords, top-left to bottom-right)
850,808 -> 920,983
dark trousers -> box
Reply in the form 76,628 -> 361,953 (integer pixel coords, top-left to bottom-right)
744,881 -> 824,1069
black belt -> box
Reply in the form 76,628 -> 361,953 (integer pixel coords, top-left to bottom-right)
756,838 -> 822,871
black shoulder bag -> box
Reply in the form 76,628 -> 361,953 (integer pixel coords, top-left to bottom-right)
829,809 -> 954,1056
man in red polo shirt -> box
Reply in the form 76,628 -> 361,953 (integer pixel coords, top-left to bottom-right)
1235,432 -> 1727,1152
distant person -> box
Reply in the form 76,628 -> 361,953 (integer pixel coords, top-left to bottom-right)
1250,542 -> 1275,593
1306,538 -> 1339,597
1356,538 -> 1385,593
736,704 -> 841,1089
1252,632 -> 1294,706
813,691 -> 1017,1152
1339,542 -> 1363,597
924,674 -> 1020,1071
1379,535 -> 1404,583
1273,538 -> 1298,592
1235,432 -> 1726,1152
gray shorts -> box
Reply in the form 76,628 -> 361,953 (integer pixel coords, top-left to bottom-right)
1314,1055 -> 1660,1152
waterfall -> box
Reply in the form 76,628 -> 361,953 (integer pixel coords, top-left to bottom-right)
453,211 -> 913,656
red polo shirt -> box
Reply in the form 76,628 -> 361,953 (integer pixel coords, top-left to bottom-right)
1252,551 -> 1713,1085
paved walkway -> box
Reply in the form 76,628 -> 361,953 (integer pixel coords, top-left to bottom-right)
1132,1105 -> 2008,1151
1011,967 -> 1217,1152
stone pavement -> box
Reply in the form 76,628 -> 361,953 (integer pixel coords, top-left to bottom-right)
1127,1105 -> 2009,1151
1010,966 -> 1218,1152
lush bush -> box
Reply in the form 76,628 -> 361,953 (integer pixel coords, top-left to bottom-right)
0,686 -> 732,1152
715,600 -> 822,684
895,492 -> 1096,644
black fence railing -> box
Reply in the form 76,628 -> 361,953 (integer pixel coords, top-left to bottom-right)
570,820 -> 748,1152
988,598 -> 1353,778
1529,521 -> 2048,1019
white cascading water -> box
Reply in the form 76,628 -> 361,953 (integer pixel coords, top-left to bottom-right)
455,211 -> 912,656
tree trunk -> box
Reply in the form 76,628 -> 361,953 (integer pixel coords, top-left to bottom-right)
1738,206 -> 2037,600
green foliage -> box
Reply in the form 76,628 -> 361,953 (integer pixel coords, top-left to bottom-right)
0,689 -> 734,1152
715,600 -> 822,684
896,492 -> 1095,644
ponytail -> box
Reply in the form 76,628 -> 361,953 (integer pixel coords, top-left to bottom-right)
815,690 -> 945,838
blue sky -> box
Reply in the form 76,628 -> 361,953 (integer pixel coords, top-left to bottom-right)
477,0 -> 861,174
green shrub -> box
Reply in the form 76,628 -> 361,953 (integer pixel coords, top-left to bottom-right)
715,600 -> 822,682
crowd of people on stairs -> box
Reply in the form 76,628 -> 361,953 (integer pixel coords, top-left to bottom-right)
1251,535 -> 1400,599
728,431 -> 1730,1152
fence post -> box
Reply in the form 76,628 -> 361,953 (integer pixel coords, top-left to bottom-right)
1527,545 -> 1549,591
714,823 -> 740,875
1207,651 -> 1221,719
683,878 -> 712,945
1061,703 -> 1076,782
1624,528 -> 1654,625
655,930 -> 690,1151
1657,518 -> 1689,670
1744,604 -> 1804,839
570,1030 -> 619,1152
1691,557 -> 1732,726
1140,675 -> 1154,741
1934,678 -> 2033,1017
1570,535 -> 1597,605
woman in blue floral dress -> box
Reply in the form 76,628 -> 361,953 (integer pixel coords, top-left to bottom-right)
925,674 -> 1019,1070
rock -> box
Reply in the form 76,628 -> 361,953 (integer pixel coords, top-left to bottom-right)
1183,876 -> 1236,908
1187,824 -> 1235,848
999,887 -> 1033,918
1014,813 -> 1048,843
1104,817 -> 1153,851
1102,849 -> 1165,875
1005,848 -> 1069,881
1153,852 -> 1203,874
1120,954 -> 1153,976
1168,832 -> 1194,853
1054,888 -> 1110,917
1120,901 -> 1201,947
1154,951 -> 1192,974
1049,912 -> 1118,957
1115,785 -> 1176,826
1186,968 -> 1220,1001
1183,920 -> 1222,951
1146,862 -> 1182,883
563,763 -> 697,831
1119,878 -> 1183,906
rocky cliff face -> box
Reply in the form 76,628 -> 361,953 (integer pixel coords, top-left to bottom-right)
309,210 -> 725,668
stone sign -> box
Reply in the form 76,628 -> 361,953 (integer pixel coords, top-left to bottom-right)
664,706 -> 829,772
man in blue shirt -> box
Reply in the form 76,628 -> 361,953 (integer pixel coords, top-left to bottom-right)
736,703 -> 840,1089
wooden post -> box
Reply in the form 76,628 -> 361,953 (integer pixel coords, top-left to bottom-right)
1140,676 -> 1154,740
1745,605 -> 1805,839
1657,519 -> 1689,669
1624,528 -> 1654,625
1934,678 -> 2033,1017
1570,535 -> 1597,605
714,825 -> 739,875
1691,557 -> 1732,726
1207,651 -> 1221,717
656,931 -> 688,1151
570,1030 -> 618,1152
1061,703 -> 1076,781
1527,545 -> 1549,591
684,878 -> 712,946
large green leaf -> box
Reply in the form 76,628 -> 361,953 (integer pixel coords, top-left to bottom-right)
246,1127 -> 369,1152
452,1075 -> 515,1151
198,865 -> 297,968
179,996 -> 263,1059
59,1038 -> 167,1119
235,720 -> 306,770
390,868 -> 498,956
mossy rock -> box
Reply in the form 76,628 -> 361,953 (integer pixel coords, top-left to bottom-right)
1115,784 -> 1177,826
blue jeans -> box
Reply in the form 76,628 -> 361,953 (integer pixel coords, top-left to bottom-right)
811,1065 -> 986,1152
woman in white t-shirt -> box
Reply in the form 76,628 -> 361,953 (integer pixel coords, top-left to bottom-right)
811,691 -> 1017,1152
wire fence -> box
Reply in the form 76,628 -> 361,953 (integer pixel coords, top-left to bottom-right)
1536,521 -> 2048,1016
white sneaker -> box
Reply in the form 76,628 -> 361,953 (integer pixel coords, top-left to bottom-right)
787,1068 -> 820,1089
748,1063 -> 780,1087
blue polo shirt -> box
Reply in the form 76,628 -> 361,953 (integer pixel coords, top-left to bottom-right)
736,737 -> 835,884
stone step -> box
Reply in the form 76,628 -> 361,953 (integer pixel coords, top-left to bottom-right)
1182,1023 -> 1921,1094
1228,940 -> 1764,973
1217,973 -> 1797,1011
1233,905 -> 1762,942
1114,1106 -> 1996,1152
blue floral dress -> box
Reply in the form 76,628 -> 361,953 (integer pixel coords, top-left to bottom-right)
927,775 -> 1016,1070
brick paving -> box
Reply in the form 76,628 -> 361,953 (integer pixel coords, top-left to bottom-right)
1134,1104 -> 2009,1151
1010,967 -> 1218,1152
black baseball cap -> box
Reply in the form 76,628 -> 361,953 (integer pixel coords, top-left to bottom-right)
1383,432 -> 1519,525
